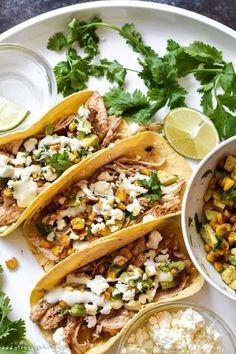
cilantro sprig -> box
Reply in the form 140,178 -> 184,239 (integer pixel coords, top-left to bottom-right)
48,17 -> 236,140
0,266 -> 33,353
139,172 -> 162,203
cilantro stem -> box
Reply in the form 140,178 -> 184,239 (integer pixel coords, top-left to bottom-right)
213,73 -> 223,106
125,67 -> 140,73
82,22 -> 149,55
192,68 -> 222,73
23,337 -> 35,349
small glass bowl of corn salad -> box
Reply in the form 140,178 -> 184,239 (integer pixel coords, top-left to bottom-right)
182,135 -> 236,301
118,302 -> 236,354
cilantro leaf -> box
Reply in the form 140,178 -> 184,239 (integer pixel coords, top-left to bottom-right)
139,172 -> 162,202
221,185 -> 236,199
0,292 -> 12,325
185,41 -> 223,64
95,59 -> 127,87
218,93 -> 236,112
104,88 -> 149,117
120,23 -> 155,56
219,63 -> 236,92
47,32 -> 67,51
36,223 -> 53,237
166,39 -> 180,52
201,90 -> 214,116
67,17 -> 101,57
54,49 -> 91,96
49,151 -> 74,175
209,104 -> 236,140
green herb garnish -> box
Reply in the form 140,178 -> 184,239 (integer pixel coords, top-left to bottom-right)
139,172 -> 162,202
36,223 -> 53,236
48,17 -> 236,139
194,213 -> 202,233
49,151 -> 74,175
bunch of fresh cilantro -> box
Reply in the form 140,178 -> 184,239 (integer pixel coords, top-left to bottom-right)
47,18 -> 236,140
0,265 -> 33,353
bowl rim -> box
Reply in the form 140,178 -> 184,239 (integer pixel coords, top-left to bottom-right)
182,135 -> 236,301
118,301 -> 236,353
0,42 -> 57,99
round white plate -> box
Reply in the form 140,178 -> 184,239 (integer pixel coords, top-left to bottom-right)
0,2 -> 235,353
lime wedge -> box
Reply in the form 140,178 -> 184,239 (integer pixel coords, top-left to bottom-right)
0,96 -> 30,132
163,107 -> 219,160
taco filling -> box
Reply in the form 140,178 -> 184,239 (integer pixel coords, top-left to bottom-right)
30,229 -> 195,354
0,92 -> 137,229
30,157 -> 184,264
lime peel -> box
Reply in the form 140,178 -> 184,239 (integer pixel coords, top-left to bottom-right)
0,96 -> 30,132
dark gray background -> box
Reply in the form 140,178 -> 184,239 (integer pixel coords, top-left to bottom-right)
0,0 -> 235,34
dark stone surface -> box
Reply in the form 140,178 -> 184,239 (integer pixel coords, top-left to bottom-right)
0,0 -> 235,34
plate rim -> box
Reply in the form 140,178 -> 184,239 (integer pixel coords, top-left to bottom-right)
0,0 -> 235,42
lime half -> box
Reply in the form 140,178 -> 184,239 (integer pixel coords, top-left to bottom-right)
0,96 -> 30,132
164,107 -> 219,160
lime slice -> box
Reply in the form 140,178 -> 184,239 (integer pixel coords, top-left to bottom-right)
164,107 -> 219,160
0,96 -> 30,132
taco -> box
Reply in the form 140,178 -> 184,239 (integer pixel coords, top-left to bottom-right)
30,218 -> 204,354
0,90 -> 155,237
24,131 -> 192,271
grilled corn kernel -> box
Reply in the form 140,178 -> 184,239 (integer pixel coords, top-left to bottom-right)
223,209 -> 231,219
216,213 -> 224,224
210,218 -> 219,230
69,122 -> 77,132
204,244 -> 211,253
214,262 -> 223,272
221,239 -> 229,251
39,239 -> 51,249
100,228 -> 111,237
59,234 -> 71,247
115,187 -> 127,202
215,224 -> 227,236
228,232 -> 236,244
113,255 -> 127,267
3,188 -> 12,197
204,190 -> 213,202
32,172 -> 39,179
206,252 -> 215,263
215,248 -> 224,256
78,230 -> 87,240
51,245 -> 61,256
88,212 -> 97,221
5,257 -> 18,270
73,151 -> 79,158
231,222 -> 236,232
67,248 -> 74,256
117,202 -> 126,211
140,168 -> 150,176
107,271 -> 116,279
222,177 -> 235,191
98,264 -> 105,273
104,291 -> 111,300
71,217 -> 85,231
230,215 -> 236,223
119,248 -> 133,260
60,250 -> 68,259
223,263 -> 230,269
59,301 -> 68,309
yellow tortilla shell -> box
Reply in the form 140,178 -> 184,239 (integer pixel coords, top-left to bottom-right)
30,217 -> 204,354
24,130 -> 192,271
0,90 -> 95,237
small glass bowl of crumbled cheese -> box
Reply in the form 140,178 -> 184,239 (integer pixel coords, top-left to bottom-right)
118,302 -> 236,354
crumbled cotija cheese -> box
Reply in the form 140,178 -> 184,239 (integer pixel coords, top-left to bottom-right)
121,308 -> 223,354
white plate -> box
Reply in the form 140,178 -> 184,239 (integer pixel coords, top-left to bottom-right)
0,2 -> 235,353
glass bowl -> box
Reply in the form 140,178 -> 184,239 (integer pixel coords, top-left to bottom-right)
0,43 -> 57,131
118,302 -> 236,354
